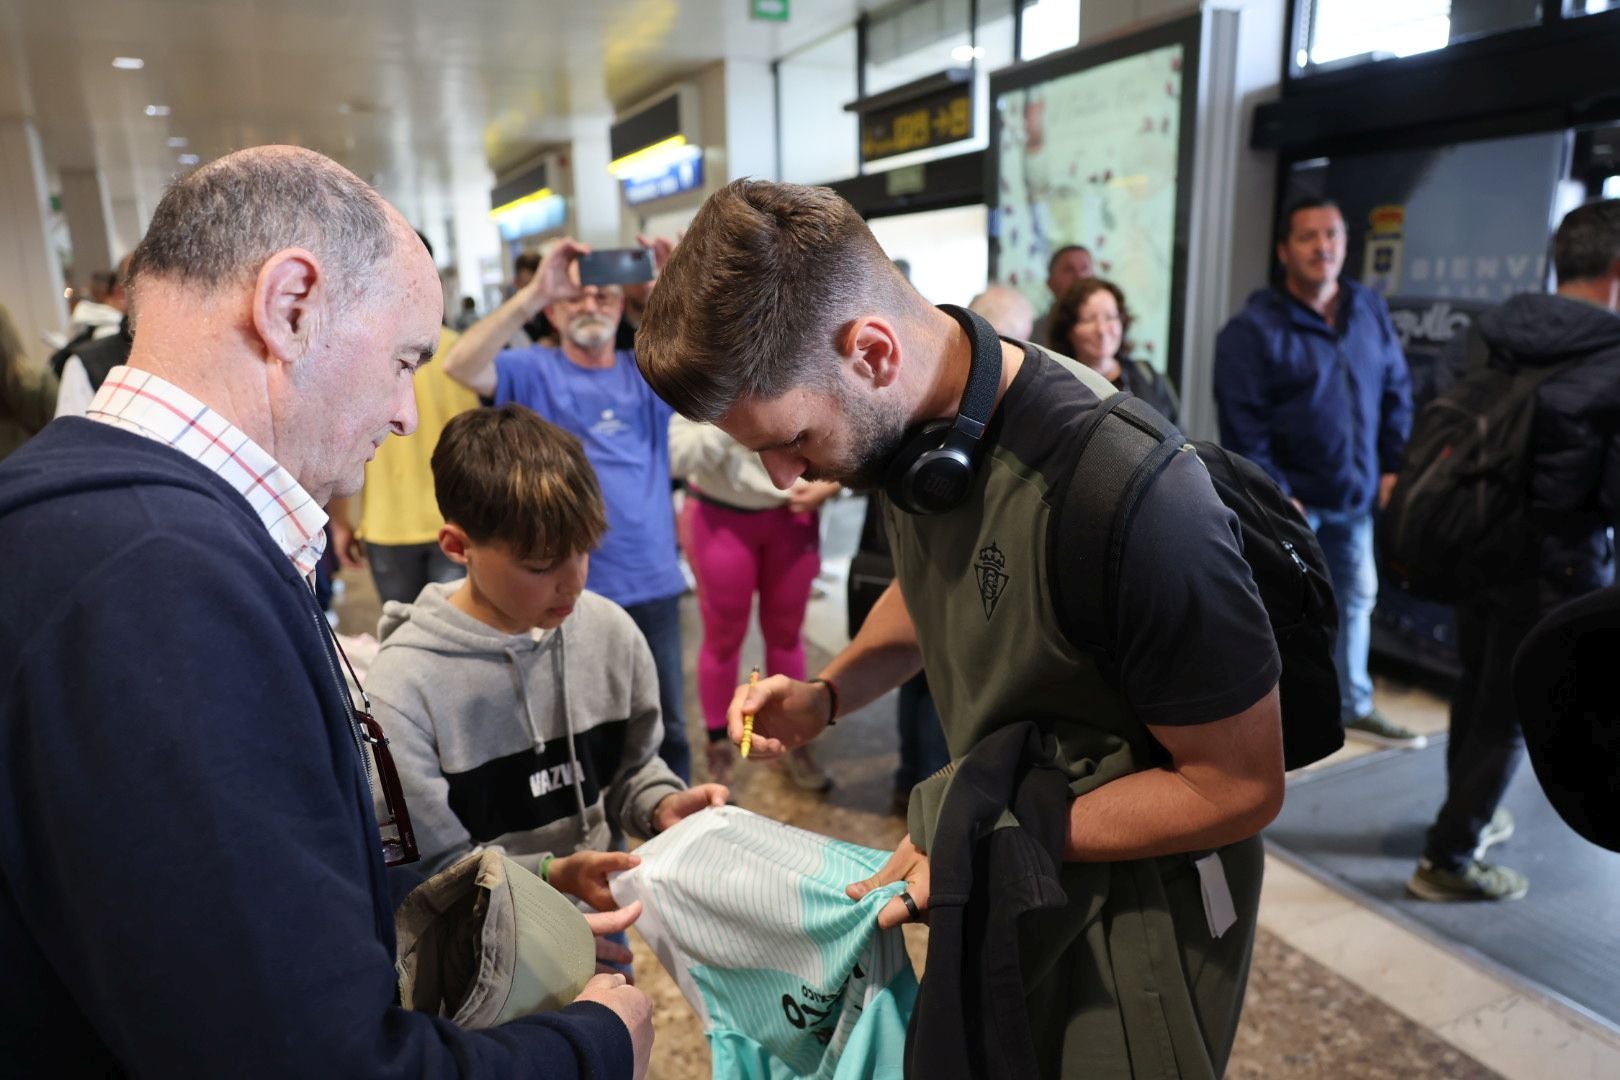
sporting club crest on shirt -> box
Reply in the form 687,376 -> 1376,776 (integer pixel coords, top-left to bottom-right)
974,542 -> 1009,620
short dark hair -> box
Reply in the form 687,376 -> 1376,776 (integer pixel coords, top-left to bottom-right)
514,252 -> 542,277
128,146 -> 396,314
1277,197 -> 1342,243
1048,278 -> 1131,357
1553,199 -> 1620,283
432,405 -> 606,562
637,179 -> 921,423
1047,245 -> 1091,274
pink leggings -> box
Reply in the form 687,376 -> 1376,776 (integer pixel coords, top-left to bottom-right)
685,496 -> 822,735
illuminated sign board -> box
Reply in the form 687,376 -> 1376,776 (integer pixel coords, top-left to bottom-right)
859,81 -> 974,164
623,154 -> 704,206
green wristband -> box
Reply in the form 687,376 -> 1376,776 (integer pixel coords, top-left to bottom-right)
540,855 -> 553,883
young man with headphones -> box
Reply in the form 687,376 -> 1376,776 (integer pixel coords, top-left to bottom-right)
637,180 -> 1285,1078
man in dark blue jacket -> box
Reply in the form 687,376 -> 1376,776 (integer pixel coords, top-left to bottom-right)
1215,198 -> 1419,750
1408,199 -> 1620,902
0,145 -> 649,1077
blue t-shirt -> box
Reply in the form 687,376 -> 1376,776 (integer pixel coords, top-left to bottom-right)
494,346 -> 684,608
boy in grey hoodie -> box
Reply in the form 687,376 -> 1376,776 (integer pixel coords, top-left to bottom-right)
367,404 -> 728,913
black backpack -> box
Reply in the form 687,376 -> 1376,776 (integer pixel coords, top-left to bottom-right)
1381,328 -> 1578,603
48,325 -> 98,378
1064,393 -> 1344,770
846,495 -> 896,640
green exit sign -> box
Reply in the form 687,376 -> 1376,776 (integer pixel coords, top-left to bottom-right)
751,0 -> 789,21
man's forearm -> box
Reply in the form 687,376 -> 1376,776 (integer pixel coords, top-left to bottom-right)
818,580 -> 924,718
1063,688 -> 1285,861
1061,766 -> 1279,862
441,294 -> 535,395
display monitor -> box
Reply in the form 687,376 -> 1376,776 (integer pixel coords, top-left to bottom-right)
990,16 -> 1200,385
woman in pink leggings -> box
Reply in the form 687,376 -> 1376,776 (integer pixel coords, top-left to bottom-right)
672,416 -> 840,788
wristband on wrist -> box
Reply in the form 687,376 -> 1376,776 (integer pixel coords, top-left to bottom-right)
808,676 -> 840,727
540,855 -> 553,883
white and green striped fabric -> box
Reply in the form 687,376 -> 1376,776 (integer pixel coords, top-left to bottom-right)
610,806 -> 916,1079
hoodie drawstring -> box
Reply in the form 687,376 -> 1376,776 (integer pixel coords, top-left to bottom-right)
505,633 -> 591,849
555,632 -> 591,848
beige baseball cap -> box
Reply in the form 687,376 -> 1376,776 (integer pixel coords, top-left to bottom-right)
395,851 -> 596,1028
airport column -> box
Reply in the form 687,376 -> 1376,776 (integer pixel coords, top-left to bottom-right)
722,59 -> 777,182
0,118 -> 69,363
108,193 -> 147,262
58,167 -> 118,285
570,121 -> 623,247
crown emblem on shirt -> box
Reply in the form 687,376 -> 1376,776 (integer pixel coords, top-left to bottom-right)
974,542 -> 1009,620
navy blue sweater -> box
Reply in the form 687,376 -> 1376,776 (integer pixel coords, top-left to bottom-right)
1214,280 -> 1414,513
0,420 -> 631,1077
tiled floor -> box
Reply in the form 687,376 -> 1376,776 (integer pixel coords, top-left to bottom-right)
1262,825 -> 1620,1080
334,496 -> 1620,1077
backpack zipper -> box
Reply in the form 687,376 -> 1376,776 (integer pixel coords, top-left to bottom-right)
1209,443 -> 1310,614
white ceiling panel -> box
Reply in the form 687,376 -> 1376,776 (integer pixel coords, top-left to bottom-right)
0,0 -> 870,233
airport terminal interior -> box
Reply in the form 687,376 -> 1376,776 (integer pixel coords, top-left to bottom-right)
4,0 -> 1620,1077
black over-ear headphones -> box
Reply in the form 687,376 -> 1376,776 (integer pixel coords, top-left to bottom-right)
883,303 -> 1003,516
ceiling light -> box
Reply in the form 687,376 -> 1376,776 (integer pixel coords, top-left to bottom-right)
177,153 -> 200,166
950,45 -> 986,62
112,57 -> 145,70
167,136 -> 188,149
144,104 -> 171,117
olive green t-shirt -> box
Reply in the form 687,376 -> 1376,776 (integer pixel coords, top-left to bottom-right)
885,345 -> 1280,795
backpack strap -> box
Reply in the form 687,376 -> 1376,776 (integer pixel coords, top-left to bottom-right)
1057,393 -> 1186,659
1465,322 -> 1493,371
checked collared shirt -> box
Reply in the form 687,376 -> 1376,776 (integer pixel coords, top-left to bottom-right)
87,365 -> 328,578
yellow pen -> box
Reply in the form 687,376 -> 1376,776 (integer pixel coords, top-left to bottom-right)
740,666 -> 760,759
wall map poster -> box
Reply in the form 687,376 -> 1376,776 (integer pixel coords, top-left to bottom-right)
994,43 -> 1183,371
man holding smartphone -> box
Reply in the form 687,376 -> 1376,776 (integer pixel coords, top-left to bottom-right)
442,240 -> 692,783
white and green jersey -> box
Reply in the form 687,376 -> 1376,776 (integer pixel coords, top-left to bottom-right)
610,806 -> 915,1079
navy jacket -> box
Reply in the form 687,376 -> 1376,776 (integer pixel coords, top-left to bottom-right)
1459,293 -> 1620,599
0,420 -> 631,1078
1214,280 -> 1413,513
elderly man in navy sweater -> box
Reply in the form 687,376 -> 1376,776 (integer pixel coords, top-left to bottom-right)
0,146 -> 650,1077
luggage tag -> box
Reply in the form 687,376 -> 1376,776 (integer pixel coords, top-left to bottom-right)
1194,852 -> 1237,939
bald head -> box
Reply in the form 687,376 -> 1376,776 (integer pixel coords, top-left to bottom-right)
122,145 -> 441,506
968,284 -> 1035,340
128,145 -> 401,316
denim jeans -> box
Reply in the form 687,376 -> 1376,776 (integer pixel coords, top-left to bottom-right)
367,541 -> 465,607
623,593 -> 692,784
895,673 -> 951,793
1305,508 -> 1377,721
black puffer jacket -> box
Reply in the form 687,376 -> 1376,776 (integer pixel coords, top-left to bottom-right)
1468,293 -> 1620,597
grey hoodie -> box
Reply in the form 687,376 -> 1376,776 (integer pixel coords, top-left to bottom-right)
366,582 -> 685,877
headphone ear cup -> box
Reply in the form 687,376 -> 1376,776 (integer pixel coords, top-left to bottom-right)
885,420 -> 974,515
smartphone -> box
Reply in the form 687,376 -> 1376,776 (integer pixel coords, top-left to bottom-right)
577,248 -> 655,286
